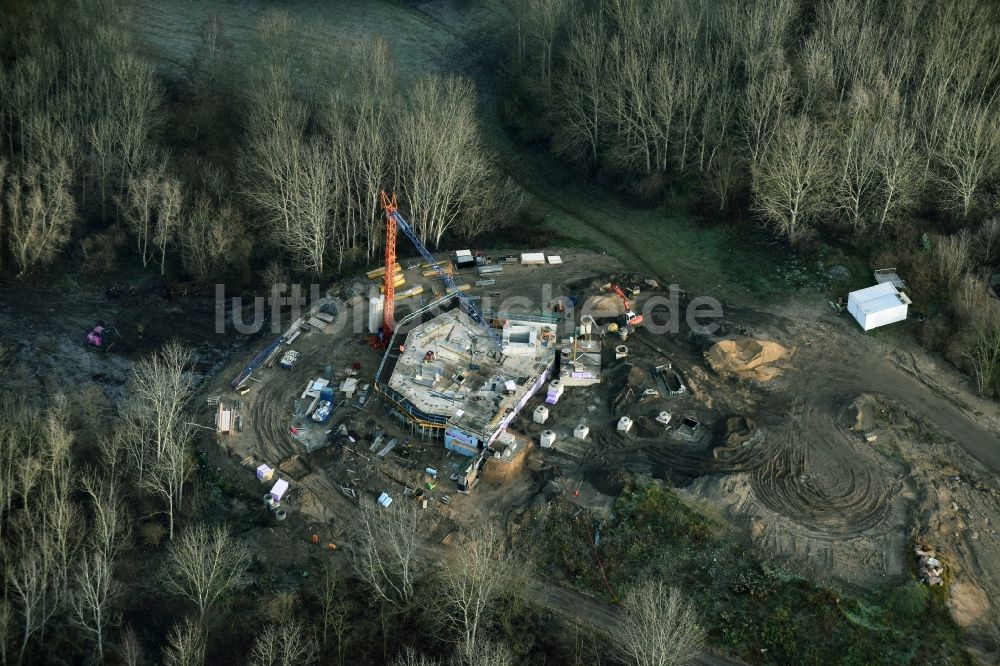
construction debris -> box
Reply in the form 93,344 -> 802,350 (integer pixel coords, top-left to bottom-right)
915,546 -> 945,586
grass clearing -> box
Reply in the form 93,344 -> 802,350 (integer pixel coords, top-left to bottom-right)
535,481 -> 970,665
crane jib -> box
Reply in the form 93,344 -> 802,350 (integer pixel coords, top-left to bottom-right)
390,211 -> 502,348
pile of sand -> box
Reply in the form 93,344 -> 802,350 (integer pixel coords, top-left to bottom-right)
580,294 -> 625,318
705,338 -> 795,381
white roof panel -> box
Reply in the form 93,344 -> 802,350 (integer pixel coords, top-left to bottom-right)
850,282 -> 906,314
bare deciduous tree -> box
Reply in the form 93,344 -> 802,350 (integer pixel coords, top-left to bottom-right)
392,647 -> 441,666
397,74 -> 496,247
317,561 -> 348,662
934,230 -> 973,292
117,167 -> 163,267
872,113 -> 922,233
351,497 -> 423,611
552,13 -> 606,165
69,549 -> 121,663
154,176 -> 183,274
610,583 -> 705,666
162,618 -> 206,666
5,161 -> 75,274
165,524 -> 251,622
119,625 -> 144,666
249,620 -> 319,666
935,102 -> 1000,217
752,115 -> 833,244
438,525 -> 516,662
741,65 -> 792,166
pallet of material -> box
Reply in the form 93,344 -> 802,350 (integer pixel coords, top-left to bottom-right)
379,275 -> 406,293
308,316 -> 329,330
476,279 -> 496,287
422,262 -> 452,277
477,265 -> 503,276
264,345 -> 285,368
396,285 -> 424,300
366,263 -> 401,280
314,311 -> 336,323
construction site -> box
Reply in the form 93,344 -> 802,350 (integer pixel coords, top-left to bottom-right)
194,194 -> 1000,657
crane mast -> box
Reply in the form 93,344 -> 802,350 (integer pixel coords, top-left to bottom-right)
380,191 -> 502,348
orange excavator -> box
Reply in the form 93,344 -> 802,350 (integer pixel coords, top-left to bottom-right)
611,285 -> 643,327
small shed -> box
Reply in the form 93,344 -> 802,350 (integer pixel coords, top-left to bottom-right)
847,283 -> 911,331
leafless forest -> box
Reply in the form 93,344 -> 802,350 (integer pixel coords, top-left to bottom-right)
503,0 -> 1000,396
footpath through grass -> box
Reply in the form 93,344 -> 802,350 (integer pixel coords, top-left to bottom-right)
537,481 -> 970,665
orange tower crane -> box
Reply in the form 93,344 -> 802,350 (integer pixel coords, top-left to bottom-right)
382,193 -> 398,334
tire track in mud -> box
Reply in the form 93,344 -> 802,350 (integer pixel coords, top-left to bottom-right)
746,402 -> 898,540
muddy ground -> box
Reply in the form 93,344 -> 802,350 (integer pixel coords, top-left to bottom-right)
186,244 -> 1000,660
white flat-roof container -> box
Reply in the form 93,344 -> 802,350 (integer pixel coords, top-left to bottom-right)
847,283 -> 910,331
520,252 -> 546,265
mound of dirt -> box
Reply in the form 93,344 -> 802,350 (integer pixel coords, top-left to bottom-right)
705,338 -> 796,381
580,294 -> 624,318
846,393 -> 880,431
722,415 -> 756,447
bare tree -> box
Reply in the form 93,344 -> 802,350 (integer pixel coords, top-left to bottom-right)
935,101 -> 1000,217
119,625 -> 144,666
69,549 -> 121,663
80,471 -> 131,563
249,620 -> 319,666
5,161 -> 76,274
165,524 -> 251,623
455,640 -> 514,666
154,176 -> 183,274
317,561 -> 348,662
397,75 -> 496,246
958,276 -> 1000,396
121,341 -> 194,477
137,425 -> 192,541
552,13 -> 606,166
162,618 -> 206,666
392,647 -> 441,666
5,544 -> 58,663
833,91 -> 881,232
976,218 -> 1000,264
525,0 -> 568,94
752,115 -> 833,244
741,64 -> 792,166
117,167 -> 164,267
120,342 -> 195,539
286,139 -> 334,276
351,497 -> 423,612
872,113 -> 923,233
438,525 -> 516,662
934,230 -> 973,292
180,194 -> 248,283
610,583 -> 705,666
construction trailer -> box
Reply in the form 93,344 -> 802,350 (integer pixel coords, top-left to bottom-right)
847,282 -> 911,331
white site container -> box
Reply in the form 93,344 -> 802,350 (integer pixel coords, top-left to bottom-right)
540,430 -> 556,448
617,416 -> 633,434
520,252 -> 546,265
847,283 -> 910,331
533,405 -> 550,424
574,424 -> 590,440
368,295 -> 385,334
